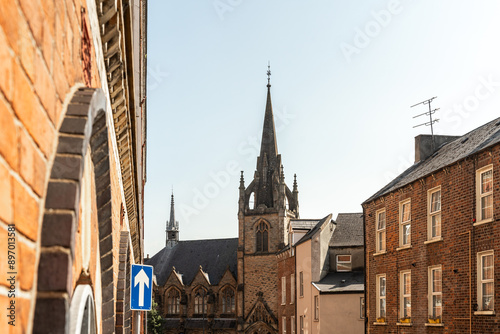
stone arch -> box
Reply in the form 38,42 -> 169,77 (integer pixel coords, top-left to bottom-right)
34,88 -> 115,333
245,321 -> 276,334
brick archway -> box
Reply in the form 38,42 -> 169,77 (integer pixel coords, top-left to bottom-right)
34,88 -> 115,333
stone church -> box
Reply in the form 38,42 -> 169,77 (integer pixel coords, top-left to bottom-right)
147,73 -> 299,333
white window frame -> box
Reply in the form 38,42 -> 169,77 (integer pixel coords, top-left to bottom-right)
399,199 -> 411,247
400,270 -> 411,320
281,276 -> 286,305
336,254 -> 352,272
282,316 -> 287,334
291,316 -> 295,334
376,274 -> 386,320
299,272 -> 304,297
376,209 -> 386,253
427,187 -> 442,241
290,274 -> 295,303
428,265 -> 442,321
299,315 -> 304,334
360,297 -> 365,319
314,295 -> 319,321
477,250 -> 494,313
476,165 -> 494,224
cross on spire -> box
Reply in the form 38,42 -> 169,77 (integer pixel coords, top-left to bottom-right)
267,62 -> 271,88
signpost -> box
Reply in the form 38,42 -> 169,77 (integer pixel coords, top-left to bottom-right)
131,264 -> 153,311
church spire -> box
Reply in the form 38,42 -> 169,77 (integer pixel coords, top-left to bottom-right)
166,191 -> 179,247
168,192 -> 175,229
259,64 -> 279,168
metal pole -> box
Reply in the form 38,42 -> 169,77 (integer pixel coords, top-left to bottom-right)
429,101 -> 435,152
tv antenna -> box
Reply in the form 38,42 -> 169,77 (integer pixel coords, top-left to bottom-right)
411,96 -> 439,151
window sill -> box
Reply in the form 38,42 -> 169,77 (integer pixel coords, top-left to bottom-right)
474,310 -> 495,316
373,322 -> 387,326
373,251 -> 387,257
473,218 -> 494,227
425,323 -> 444,327
424,237 -> 443,245
396,245 -> 412,251
396,322 -> 412,326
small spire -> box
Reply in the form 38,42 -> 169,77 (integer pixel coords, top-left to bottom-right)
267,62 -> 271,88
293,174 -> 298,192
280,165 -> 285,180
240,171 -> 245,187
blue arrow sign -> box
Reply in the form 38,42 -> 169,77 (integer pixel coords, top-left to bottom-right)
131,264 -> 153,311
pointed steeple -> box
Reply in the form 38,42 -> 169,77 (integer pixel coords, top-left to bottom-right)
168,193 -> 176,230
166,191 -> 179,247
239,66 -> 299,216
259,64 -> 278,164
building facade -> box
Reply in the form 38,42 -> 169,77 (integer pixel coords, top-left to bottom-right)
363,119 -> 500,333
0,0 -> 147,333
313,213 -> 364,334
147,77 -> 299,334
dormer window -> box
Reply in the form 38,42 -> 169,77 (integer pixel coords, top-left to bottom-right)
256,221 -> 269,252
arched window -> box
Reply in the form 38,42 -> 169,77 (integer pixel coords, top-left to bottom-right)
194,287 -> 207,314
166,288 -> 180,314
256,221 -> 269,252
221,287 -> 235,314
249,192 -> 255,210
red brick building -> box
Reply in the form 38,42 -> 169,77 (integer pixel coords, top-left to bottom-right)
0,0 -> 147,332
363,118 -> 500,333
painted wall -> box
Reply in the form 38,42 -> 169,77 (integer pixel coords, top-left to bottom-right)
318,293 -> 364,334
296,240 -> 312,334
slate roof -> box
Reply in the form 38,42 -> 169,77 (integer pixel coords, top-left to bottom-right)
145,238 -> 238,286
313,272 -> 364,293
364,117 -> 500,203
329,213 -> 364,247
294,214 -> 332,246
290,219 -> 321,230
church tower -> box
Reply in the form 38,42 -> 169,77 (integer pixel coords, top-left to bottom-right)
237,67 -> 299,333
166,193 -> 179,247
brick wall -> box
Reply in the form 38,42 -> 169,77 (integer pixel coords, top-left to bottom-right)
364,144 -> 500,333
0,0 -> 103,332
277,249 -> 296,334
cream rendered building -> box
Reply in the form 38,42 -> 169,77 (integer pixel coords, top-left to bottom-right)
295,213 -> 364,334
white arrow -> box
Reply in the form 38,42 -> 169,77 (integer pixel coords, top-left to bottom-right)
134,269 -> 150,307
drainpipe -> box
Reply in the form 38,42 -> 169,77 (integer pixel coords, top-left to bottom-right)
454,230 -> 471,334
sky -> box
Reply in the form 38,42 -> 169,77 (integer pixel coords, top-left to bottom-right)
144,0 -> 500,257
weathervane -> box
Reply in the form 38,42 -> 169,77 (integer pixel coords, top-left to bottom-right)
267,62 -> 271,87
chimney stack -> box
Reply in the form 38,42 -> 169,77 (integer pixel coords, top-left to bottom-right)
414,135 -> 459,163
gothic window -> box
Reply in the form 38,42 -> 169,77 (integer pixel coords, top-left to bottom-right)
249,192 -> 255,210
166,288 -> 180,314
221,287 -> 235,314
256,221 -> 269,252
194,287 -> 207,314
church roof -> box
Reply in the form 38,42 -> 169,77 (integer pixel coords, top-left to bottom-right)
329,213 -> 364,247
145,238 -> 238,286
